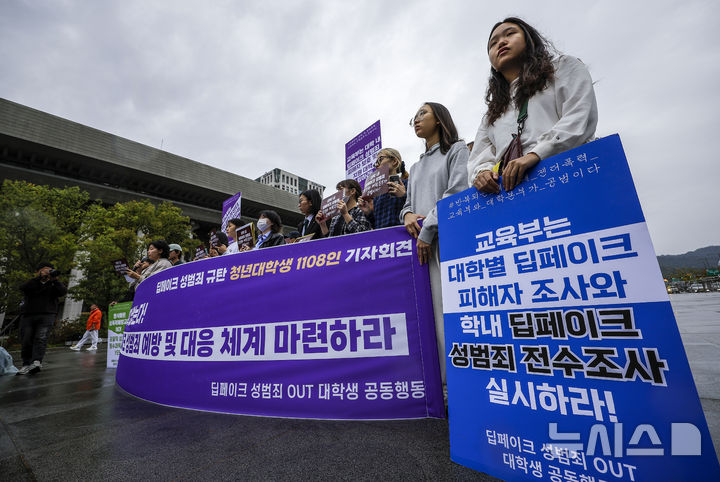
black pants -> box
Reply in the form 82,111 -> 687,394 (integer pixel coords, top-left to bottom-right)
20,313 -> 55,365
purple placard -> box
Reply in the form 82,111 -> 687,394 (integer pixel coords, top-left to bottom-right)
319,190 -> 343,220
345,120 -> 381,188
235,222 -> 254,248
221,191 -> 242,233
194,245 -> 207,260
362,165 -> 390,199
116,226 -> 444,419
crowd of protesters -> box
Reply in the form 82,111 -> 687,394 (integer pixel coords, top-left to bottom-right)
13,18 -> 597,384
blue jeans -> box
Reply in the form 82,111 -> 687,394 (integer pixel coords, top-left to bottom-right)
20,313 -> 55,365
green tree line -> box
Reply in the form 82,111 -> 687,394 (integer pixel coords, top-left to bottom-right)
0,179 -> 195,316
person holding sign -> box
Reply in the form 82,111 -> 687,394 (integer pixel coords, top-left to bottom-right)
297,189 -> 324,239
316,179 -> 371,237
400,102 -> 469,386
208,231 -> 229,257
224,217 -> 244,254
468,17 -> 597,193
358,148 -> 408,229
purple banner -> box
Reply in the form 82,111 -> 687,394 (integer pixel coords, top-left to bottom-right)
345,120 -> 381,188
116,226 -> 444,419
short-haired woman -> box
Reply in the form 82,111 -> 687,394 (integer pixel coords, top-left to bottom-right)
126,239 -> 173,291
254,210 -> 286,249
225,217 -> 244,254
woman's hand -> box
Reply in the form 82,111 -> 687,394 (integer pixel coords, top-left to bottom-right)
388,181 -> 406,198
240,244 -> 251,252
473,170 -> 501,194
417,238 -> 431,265
338,200 -> 348,216
502,153 -> 540,191
403,212 -> 424,239
125,269 -> 140,280
315,211 -> 329,235
358,198 -> 373,215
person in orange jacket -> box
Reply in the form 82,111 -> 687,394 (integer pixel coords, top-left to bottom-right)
70,304 -> 102,351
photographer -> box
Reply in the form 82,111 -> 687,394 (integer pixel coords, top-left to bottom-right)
17,262 -> 67,375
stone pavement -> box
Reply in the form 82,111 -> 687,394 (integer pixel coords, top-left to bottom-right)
1,292 -> 718,480
0,347 -> 495,481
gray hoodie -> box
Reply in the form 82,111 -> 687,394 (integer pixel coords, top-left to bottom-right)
400,140 -> 469,244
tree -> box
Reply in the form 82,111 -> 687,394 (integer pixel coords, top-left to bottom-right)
70,199 -> 194,308
0,180 -> 197,317
0,180 -> 90,315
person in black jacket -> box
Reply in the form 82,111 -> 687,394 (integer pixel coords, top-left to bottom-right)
297,189 -> 324,240
17,262 -> 67,375
252,210 -> 286,249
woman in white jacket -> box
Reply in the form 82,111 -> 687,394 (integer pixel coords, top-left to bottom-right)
468,17 -> 598,192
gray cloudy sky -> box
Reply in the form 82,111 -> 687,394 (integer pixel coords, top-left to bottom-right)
1,0 -> 718,255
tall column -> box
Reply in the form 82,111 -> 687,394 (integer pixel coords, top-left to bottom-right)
61,265 -> 84,321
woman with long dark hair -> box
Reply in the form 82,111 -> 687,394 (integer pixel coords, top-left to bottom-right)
468,17 -> 598,192
400,102 -> 469,386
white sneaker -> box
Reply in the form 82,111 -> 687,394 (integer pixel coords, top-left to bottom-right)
28,360 -> 42,374
70,345 -> 81,351
86,346 -> 97,351
16,365 -> 32,375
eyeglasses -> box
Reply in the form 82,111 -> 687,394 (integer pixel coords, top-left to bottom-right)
409,109 -> 430,126
374,155 -> 394,167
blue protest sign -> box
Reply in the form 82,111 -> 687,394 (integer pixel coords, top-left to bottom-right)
438,135 -> 719,480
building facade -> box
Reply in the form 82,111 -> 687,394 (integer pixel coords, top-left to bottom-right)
0,97 -> 310,322
255,168 -> 325,196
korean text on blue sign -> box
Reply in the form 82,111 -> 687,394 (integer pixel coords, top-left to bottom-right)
438,135 -> 719,481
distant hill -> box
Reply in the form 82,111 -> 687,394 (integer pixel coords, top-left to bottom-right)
657,246 -> 720,277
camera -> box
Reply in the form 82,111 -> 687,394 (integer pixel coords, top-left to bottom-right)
49,269 -> 61,278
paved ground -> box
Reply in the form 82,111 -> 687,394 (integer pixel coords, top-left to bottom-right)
0,350 -> 494,481
1,293 -> 718,480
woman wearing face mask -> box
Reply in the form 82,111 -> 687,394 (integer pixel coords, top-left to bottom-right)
253,210 -> 286,249
297,189 -> 324,239
468,17 -> 598,192
358,148 -> 409,229
399,102 -> 469,387
316,179 -> 371,237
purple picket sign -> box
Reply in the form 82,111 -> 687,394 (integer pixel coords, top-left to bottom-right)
221,191 -> 242,233
115,226 -> 444,420
345,120 -> 381,189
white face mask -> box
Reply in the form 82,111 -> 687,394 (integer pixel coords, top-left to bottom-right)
257,218 -> 270,233
342,190 -> 351,203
